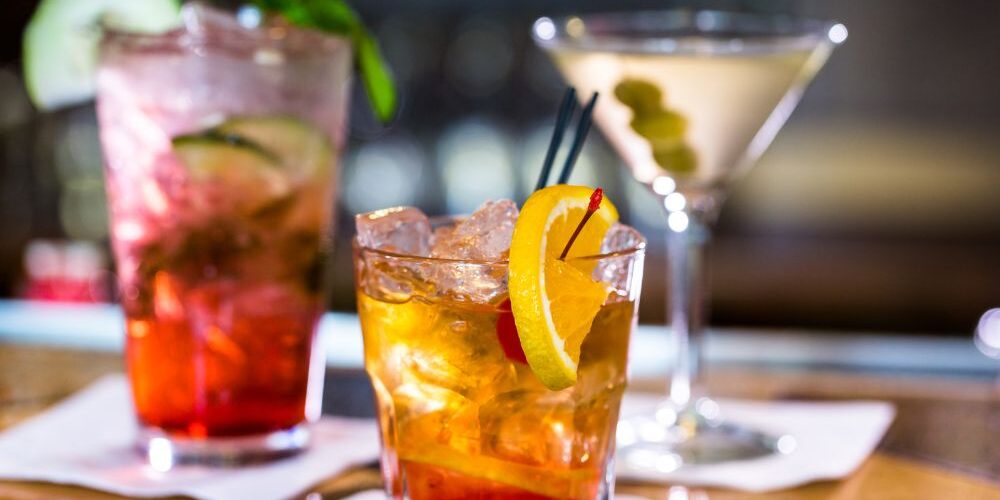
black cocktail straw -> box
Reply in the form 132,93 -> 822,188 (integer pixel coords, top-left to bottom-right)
535,87 -> 577,192
556,91 -> 599,185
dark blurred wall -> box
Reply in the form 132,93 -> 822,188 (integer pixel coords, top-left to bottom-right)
0,1 -> 40,296
0,0 -> 997,334
336,0 -> 1000,333
0,2 -> 33,63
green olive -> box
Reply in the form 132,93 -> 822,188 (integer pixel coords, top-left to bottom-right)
630,112 -> 687,141
616,77 -> 698,174
653,144 -> 698,174
614,79 -> 663,116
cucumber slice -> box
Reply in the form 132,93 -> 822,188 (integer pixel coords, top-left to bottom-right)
172,134 -> 292,214
23,0 -> 181,110
213,116 -> 335,182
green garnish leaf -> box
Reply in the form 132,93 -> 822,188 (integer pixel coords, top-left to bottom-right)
253,0 -> 397,124
355,30 -> 397,124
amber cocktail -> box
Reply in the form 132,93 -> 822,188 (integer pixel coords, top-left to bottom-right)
354,195 -> 645,499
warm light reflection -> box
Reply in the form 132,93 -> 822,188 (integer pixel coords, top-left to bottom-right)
637,420 -> 667,443
655,405 -> 678,427
668,486 -> 689,500
669,486 -> 710,500
777,434 -> 798,454
147,437 -> 174,472
113,220 -> 146,243
828,23 -> 849,44
652,176 -> 676,195
694,397 -> 720,421
656,453 -> 682,473
975,308 -> 1000,359
267,27 -> 286,40
565,17 -> 585,38
236,6 -> 262,28
533,17 -> 555,41
253,48 -> 283,66
140,180 -> 168,216
664,192 -> 686,212
670,370 -> 691,406
668,211 -> 690,233
627,449 -> 655,468
616,420 -> 637,446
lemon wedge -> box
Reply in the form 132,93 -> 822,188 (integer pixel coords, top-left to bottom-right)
508,185 -> 618,390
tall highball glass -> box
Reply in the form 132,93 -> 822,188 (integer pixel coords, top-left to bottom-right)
96,6 -> 351,464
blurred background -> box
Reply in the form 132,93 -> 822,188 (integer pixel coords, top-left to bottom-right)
0,0 -> 998,336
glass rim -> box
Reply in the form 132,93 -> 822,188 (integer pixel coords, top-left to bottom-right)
353,218 -> 646,266
532,9 -> 845,55
99,12 -> 350,57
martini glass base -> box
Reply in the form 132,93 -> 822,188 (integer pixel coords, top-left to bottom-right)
618,400 -> 790,470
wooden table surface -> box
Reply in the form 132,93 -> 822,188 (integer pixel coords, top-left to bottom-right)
1,343 -> 998,499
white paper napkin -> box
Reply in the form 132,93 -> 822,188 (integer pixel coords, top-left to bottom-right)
0,376 -> 381,499
616,393 -> 895,492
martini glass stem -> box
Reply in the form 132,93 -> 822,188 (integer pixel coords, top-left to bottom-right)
665,209 -> 710,416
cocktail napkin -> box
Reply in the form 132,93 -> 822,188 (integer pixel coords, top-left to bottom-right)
0,376 -> 380,499
616,393 -> 895,492
343,491 -> 649,499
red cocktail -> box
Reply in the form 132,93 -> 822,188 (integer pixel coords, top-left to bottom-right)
96,5 -> 351,462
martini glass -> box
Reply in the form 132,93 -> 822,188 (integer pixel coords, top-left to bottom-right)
534,10 -> 845,467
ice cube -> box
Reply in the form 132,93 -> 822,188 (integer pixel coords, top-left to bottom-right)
600,222 -> 645,254
430,226 -> 455,248
393,381 -> 470,418
479,390 -> 579,466
426,200 -> 517,302
433,261 -> 509,303
430,199 -> 518,261
357,251 -> 437,304
392,382 -> 481,454
391,361 -> 481,448
404,348 -> 517,402
384,313 -> 518,402
593,223 -> 645,291
389,340 -> 519,455
356,206 -> 432,256
181,281 -> 242,391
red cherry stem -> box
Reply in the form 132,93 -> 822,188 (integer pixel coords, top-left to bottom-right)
558,188 -> 603,261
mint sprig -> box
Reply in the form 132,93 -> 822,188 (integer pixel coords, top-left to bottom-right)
253,0 -> 397,124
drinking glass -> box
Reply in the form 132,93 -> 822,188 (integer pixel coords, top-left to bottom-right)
534,10 -> 845,466
96,6 -> 351,464
354,217 -> 645,499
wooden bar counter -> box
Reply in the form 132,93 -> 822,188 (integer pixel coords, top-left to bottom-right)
0,343 -> 997,499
